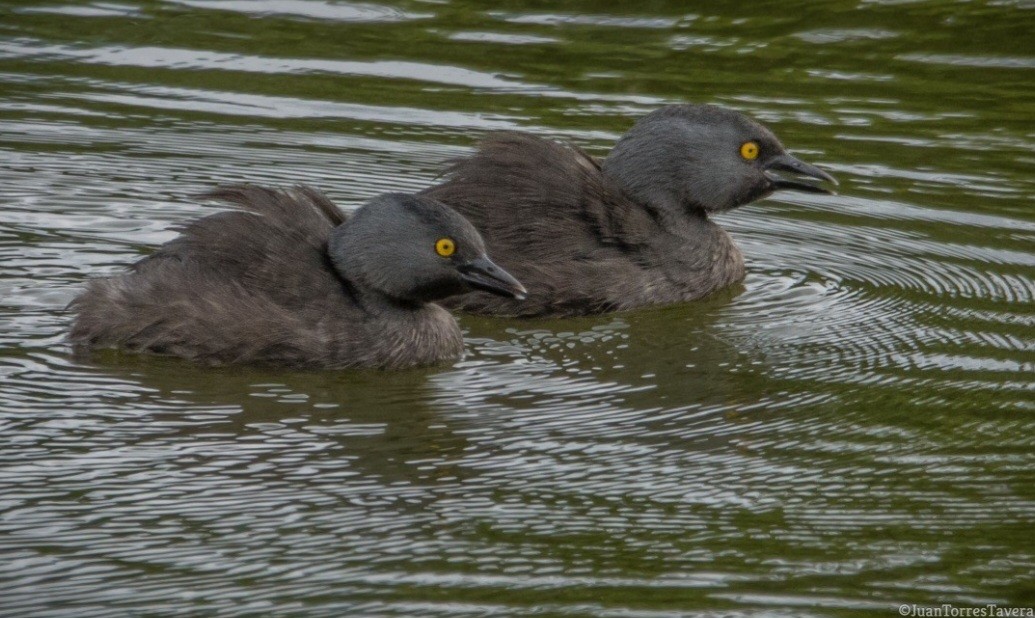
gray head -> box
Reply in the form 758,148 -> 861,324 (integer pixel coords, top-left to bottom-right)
328,193 -> 526,304
602,104 -> 837,215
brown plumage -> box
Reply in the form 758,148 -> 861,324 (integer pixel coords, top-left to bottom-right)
423,132 -> 745,317
68,185 -> 524,369
422,104 -> 836,317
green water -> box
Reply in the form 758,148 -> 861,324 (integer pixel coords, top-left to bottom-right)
1,1 -> 1033,615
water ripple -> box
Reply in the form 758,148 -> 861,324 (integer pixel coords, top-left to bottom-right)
164,0 -> 434,23
1,1 -> 1033,615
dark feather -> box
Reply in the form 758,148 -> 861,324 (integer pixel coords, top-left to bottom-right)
69,185 -> 464,369
422,132 -> 744,317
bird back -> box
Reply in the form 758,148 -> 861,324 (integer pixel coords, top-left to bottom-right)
68,185 -> 368,366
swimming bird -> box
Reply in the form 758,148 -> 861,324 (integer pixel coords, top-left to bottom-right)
68,185 -> 526,369
422,104 -> 837,317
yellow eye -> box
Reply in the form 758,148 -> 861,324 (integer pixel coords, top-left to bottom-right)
740,141 -> 760,161
435,238 -> 455,257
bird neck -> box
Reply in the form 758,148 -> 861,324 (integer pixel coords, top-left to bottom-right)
661,205 -> 717,239
601,170 -> 714,240
336,270 -> 425,316
601,158 -> 714,234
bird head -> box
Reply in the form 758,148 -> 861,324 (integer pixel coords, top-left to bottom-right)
329,194 -> 526,304
602,104 -> 837,215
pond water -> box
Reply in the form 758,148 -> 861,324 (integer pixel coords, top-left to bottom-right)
1,1 -> 1033,615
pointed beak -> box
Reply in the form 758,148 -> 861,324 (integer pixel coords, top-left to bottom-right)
764,153 -> 838,195
457,256 -> 527,300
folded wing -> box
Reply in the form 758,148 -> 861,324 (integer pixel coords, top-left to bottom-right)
422,132 -> 661,316
69,185 -> 364,366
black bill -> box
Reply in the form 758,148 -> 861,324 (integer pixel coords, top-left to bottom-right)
764,153 -> 838,195
458,256 -> 528,300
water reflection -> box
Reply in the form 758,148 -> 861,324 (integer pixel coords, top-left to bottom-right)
1,0 -> 1033,614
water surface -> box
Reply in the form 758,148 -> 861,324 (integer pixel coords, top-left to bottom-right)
1,0 -> 1033,615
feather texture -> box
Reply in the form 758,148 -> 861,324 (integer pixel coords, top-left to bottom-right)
69,185 -> 464,369
422,132 -> 745,317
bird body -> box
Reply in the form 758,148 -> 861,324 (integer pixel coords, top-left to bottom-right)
69,186 -> 524,369
423,132 -> 744,317
69,104 -> 836,362
424,104 -> 835,317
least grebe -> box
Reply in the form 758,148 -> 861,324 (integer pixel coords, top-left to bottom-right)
423,104 -> 837,317
69,185 -> 525,369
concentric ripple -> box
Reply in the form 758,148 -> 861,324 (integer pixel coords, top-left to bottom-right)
1,1 -> 1033,616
